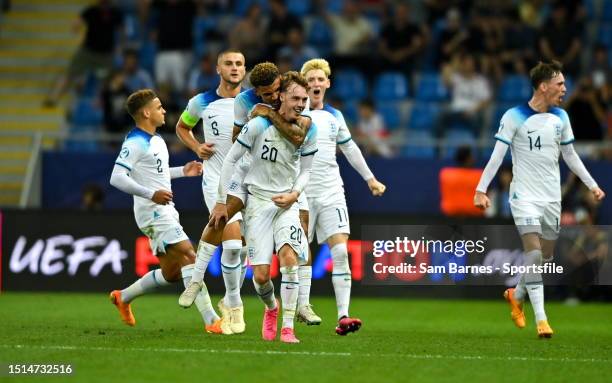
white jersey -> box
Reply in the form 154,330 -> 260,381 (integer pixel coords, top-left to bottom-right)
494,103 -> 575,203
181,89 -> 234,196
114,127 -> 174,226
306,104 -> 352,198
236,116 -> 318,199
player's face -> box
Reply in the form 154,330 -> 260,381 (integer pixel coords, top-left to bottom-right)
304,69 -> 330,107
255,77 -> 281,108
543,72 -> 566,107
279,83 -> 308,121
144,98 -> 166,127
217,52 -> 246,85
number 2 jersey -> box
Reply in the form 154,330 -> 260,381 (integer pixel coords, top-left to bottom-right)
494,103 -> 575,203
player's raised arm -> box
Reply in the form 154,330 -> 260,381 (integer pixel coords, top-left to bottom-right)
250,103 -> 310,147
176,99 -> 215,159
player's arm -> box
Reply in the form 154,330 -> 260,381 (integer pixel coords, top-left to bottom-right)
210,141 -> 248,229
474,140 -> 509,209
272,149 -> 316,209
250,103 -> 310,147
560,143 -> 605,201
110,165 -> 172,205
176,109 -> 215,160
169,161 -> 202,179
339,139 -> 386,196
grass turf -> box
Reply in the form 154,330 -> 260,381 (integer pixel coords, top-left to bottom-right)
0,292 -> 611,383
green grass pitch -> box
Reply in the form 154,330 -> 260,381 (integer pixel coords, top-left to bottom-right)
0,292 -> 611,383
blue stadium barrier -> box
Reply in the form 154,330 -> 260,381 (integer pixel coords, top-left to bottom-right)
376,102 -> 402,130
497,75 -> 531,102
408,102 -> 440,132
330,69 -> 368,101
415,73 -> 449,102
373,72 -> 410,101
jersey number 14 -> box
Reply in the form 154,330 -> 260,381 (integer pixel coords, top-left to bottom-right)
528,135 -> 541,151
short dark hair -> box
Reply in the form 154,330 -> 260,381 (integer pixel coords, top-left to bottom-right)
250,62 -> 280,88
216,50 -> 244,64
125,89 -> 157,119
530,60 -> 563,90
280,71 -> 308,92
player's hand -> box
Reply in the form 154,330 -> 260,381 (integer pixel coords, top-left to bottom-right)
367,178 -> 386,196
152,189 -> 173,205
272,191 -> 299,209
183,161 -> 203,177
209,202 -> 228,230
592,187 -> 606,201
195,142 -> 215,160
249,103 -> 271,119
474,191 -> 490,210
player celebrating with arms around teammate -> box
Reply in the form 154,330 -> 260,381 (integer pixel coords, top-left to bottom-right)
300,59 -> 386,335
109,89 -> 222,333
474,61 -> 605,338
217,72 -> 317,343
176,50 -> 248,335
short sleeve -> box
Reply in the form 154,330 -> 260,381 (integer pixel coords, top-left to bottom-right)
115,137 -> 146,171
334,110 -> 352,144
180,95 -> 203,128
236,117 -> 265,150
559,109 -> 575,145
234,93 -> 250,128
493,110 -> 518,145
300,122 -> 318,156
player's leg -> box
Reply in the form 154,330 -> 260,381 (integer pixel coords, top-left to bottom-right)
296,199 -> 322,325
219,216 -> 246,334
180,195 -> 245,307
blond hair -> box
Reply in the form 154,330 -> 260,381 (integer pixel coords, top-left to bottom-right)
300,58 -> 331,78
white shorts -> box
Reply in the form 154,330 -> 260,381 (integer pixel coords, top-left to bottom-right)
307,190 -> 351,244
226,165 -> 248,205
244,195 -> 308,266
137,206 -> 189,255
203,185 -> 242,225
298,191 -> 309,211
510,200 -> 561,240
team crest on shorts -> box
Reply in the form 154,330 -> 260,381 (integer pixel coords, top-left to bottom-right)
229,181 -> 238,191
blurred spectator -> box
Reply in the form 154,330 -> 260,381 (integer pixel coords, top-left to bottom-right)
538,2 -> 582,77
355,99 -> 393,158
592,45 -> 612,91
266,0 -> 302,59
44,0 -> 124,107
187,54 -> 219,97
149,0 -> 198,95
439,146 -> 484,216
499,9 -> 537,76
102,49 -> 154,134
465,8 -> 504,82
518,0 -> 547,29
565,77 -> 606,141
562,208 -> 609,303
325,0 -> 374,70
436,52 -> 492,137
562,173 -> 604,223
81,183 -> 105,211
485,165 -> 512,218
436,8 -> 467,68
228,4 -> 266,64
277,26 -> 319,71
378,3 -> 425,76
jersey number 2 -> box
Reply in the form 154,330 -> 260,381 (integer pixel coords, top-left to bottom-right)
528,135 -> 541,151
156,158 -> 163,173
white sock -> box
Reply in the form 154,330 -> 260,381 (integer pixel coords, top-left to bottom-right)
121,269 -> 170,303
331,243 -> 351,319
297,265 -> 312,308
181,264 -> 219,325
253,278 -> 276,309
239,246 -> 248,288
514,275 -> 526,302
280,266 -> 299,329
221,240 -> 243,308
523,249 -> 547,322
191,241 -> 216,284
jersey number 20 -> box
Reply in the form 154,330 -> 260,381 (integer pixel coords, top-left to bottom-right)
261,144 -> 278,162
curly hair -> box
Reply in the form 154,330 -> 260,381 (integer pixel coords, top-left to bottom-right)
250,62 -> 280,88
530,60 -> 563,90
125,89 -> 157,119
281,71 -> 308,92
300,58 -> 331,78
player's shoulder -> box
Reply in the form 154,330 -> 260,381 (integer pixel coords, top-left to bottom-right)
246,115 -> 271,130
502,103 -> 537,124
236,87 -> 260,105
548,106 -> 570,123
193,89 -> 223,107
124,127 -> 157,151
322,103 -> 343,119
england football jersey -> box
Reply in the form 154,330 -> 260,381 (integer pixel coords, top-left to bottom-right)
181,90 -> 234,196
114,128 -> 173,225
236,116 -> 318,199
234,87 -> 311,129
494,103 -> 575,202
306,104 -> 352,198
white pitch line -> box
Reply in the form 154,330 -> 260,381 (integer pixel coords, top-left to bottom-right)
0,345 -> 610,364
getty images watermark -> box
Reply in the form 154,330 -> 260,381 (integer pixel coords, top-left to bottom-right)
360,225 -> 612,286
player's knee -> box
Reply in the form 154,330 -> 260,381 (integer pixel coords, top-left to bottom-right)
330,242 -> 350,274
253,268 -> 270,285
278,244 -> 298,266
161,263 -> 182,282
